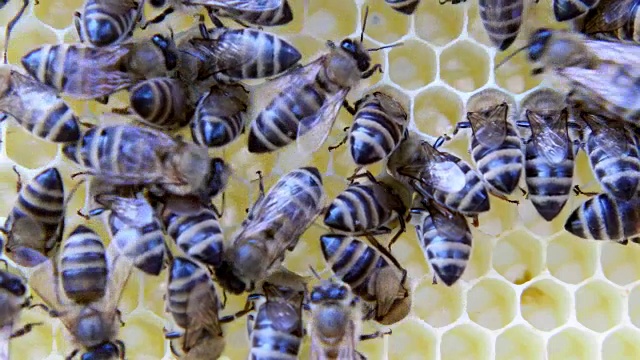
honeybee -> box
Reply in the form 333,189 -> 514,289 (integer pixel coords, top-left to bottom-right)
20,44 -> 135,100
128,77 -> 193,130
247,9 -> 388,154
191,85 -> 248,148
319,234 -> 411,325
2,167 -> 65,267
384,0 -> 421,14
323,171 -> 409,246
0,269 -> 41,360
479,0 -> 524,50
410,198 -> 472,286
565,193 -> 640,244
121,33 -> 179,81
29,241 -> 132,359
74,0 -> 142,47
1,0 -> 29,63
580,112 -> 640,199
0,68 -> 81,143
330,91 -> 408,167
454,88 -> 524,198
215,167 -> 325,294
59,225 -> 108,304
581,0 -> 640,43
246,280 -> 306,360
62,124 -> 225,199
516,88 -> 576,221
386,133 -> 491,222
554,0 -> 599,21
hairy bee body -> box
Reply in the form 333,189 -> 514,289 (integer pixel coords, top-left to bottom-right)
130,77 -> 192,130
320,234 -> 411,325
0,69 -> 80,143
349,92 -> 408,166
384,0 -> 421,14
0,269 -> 28,334
20,44 -> 134,100
60,225 -> 108,304
77,0 -> 141,47
479,0 -> 524,50
3,167 -> 64,267
554,0 -> 599,21
582,0 -> 640,42
565,193 -> 640,243
433,153 -> 490,215
191,85 -> 248,148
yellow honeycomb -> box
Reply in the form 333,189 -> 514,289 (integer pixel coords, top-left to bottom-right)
2,0 -> 640,359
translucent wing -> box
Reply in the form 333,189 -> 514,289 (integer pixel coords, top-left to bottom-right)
583,0 -> 637,34
97,194 -> 155,227
98,0 -> 139,12
466,102 -> 508,150
101,243 -> 133,311
421,143 -> 467,193
581,112 -> 629,157
186,0 -> 284,11
526,108 -> 570,164
29,260 -> 80,332
188,37 -> 254,79
426,201 -> 470,239
296,88 -> 349,154
582,40 -> 640,68
182,280 -> 222,351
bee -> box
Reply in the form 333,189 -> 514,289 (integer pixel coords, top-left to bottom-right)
160,194 -> 224,268
308,279 -> 387,360
2,167 -> 65,268
29,241 -> 132,360
59,225 -> 108,304
121,33 -> 179,81
453,88 -> 524,198
319,234 -> 411,325
0,68 -> 81,143
246,281 -> 305,360
516,88 -> 576,221
386,133 -> 491,222
554,0 -> 599,21
581,0 -> 640,43
410,198 -> 472,286
20,44 -> 135,100
215,167 -> 325,294
191,85 -> 248,148
62,124 -> 225,199
74,0 -> 142,47
384,0 -> 421,14
128,77 -> 193,130
565,193 -> 640,244
2,0 -> 29,63
580,112 -> 640,199
247,8 -> 387,154
479,0 -> 524,50
330,91 -> 408,167
323,171 -> 409,246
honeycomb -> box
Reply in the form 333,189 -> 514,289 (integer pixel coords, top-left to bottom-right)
2,0 -> 640,359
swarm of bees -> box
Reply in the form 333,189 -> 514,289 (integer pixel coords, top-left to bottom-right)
1,0 -> 640,358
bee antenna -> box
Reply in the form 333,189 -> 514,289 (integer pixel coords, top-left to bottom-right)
360,6 -> 369,43
494,43 -> 530,70
367,42 -> 403,52
308,266 -> 321,280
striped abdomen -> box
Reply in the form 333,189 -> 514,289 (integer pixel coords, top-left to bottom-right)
565,193 -> 640,243
432,155 -> 491,215
167,257 -> 220,328
109,213 -> 165,275
553,0 -> 599,21
349,97 -> 407,166
524,143 -> 575,221
479,0 -> 523,50
81,0 -> 139,46
470,122 -> 523,195
218,1 -> 293,26
385,0 -> 421,14
60,225 -> 107,304
586,133 -> 640,200
164,207 -> 224,268
324,183 -> 400,233
191,90 -> 246,148
414,207 -> 472,286
248,301 -> 303,360
583,0 -> 640,42
130,78 -> 190,130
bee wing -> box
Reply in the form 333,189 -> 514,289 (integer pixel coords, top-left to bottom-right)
0,326 -> 10,360
581,113 -> 630,157
562,64 -> 640,111
189,38 -> 252,79
296,88 -> 349,153
186,0 -> 284,10
66,46 -> 135,99
583,40 -> 640,68
427,203 -> 470,239
0,71 -> 63,129
182,280 -> 223,351
421,144 -> 467,193
526,109 -> 570,164
583,0 -> 637,34
467,103 -> 508,150
97,0 -> 139,12
100,243 -> 134,311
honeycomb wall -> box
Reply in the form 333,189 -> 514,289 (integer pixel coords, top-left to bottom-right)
1,0 -> 640,359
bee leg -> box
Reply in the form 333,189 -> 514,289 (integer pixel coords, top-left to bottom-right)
361,64 -> 383,79
94,95 -> 109,105
360,329 -> 392,341
73,12 -> 85,42
2,0 -> 28,64
387,214 -> 407,250
206,8 -> 226,29
140,6 -> 175,29
65,349 -> 80,360
327,127 -> 350,152
618,239 -> 629,245
116,309 -> 125,327
219,304 -> 254,324
573,185 -> 597,197
433,135 -> 447,149
365,234 -> 403,270
163,330 -> 183,340
515,120 -> 530,129
29,303 -> 60,318
12,165 -> 22,193
115,340 -> 126,360
343,100 -> 357,115
520,187 -> 529,199
491,192 -> 519,205
347,169 -> 377,183
452,121 -> 471,137
531,68 -> 543,75
111,106 -> 131,115
470,215 -> 479,227
432,274 -> 438,285
10,322 -> 43,338
255,170 -> 265,198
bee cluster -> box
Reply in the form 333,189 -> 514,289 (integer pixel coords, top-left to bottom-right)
0,0 -> 640,358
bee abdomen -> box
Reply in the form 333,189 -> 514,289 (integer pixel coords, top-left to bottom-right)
385,0 -> 421,14
250,309 -> 301,359
130,78 -> 189,129
228,1 -> 293,26
525,149 -> 574,221
554,0 -> 599,21
191,108 -> 245,148
83,0 -> 137,46
30,100 -> 81,143
110,216 -> 165,276
167,257 -> 215,328
588,148 -> 640,199
324,184 -> 388,233
565,193 -> 640,242
471,132 -> 523,195
13,167 -> 64,237
21,45 -> 72,92
165,208 -> 224,268
349,104 -> 404,166
479,0 -> 523,50
60,225 -> 107,303
435,157 -> 490,215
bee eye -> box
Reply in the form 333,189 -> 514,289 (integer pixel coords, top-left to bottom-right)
340,39 -> 356,54
7,280 -> 26,296
528,29 -> 552,61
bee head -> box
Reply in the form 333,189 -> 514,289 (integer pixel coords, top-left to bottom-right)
152,34 -> 177,71
340,39 -> 371,72
81,341 -> 120,360
310,281 -> 350,303
0,270 -> 25,297
205,158 -> 231,199
528,28 -> 552,62
214,260 -> 249,295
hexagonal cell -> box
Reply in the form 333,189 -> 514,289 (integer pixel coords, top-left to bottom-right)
459,229 -> 493,281
388,39 -> 436,91
603,327 -> 640,359
119,310 -> 166,359
0,162 -> 20,216
467,278 -> 517,330
441,324 -> 492,360
494,52 -> 541,94
118,270 -> 141,317
465,1 -> 497,49
413,276 -> 464,328
415,1 -> 465,46
440,40 -> 490,92
548,327 -> 598,360
476,193 -> 523,237
221,315 -> 250,359
285,224 -> 333,276
362,0 -> 410,44
518,191 -> 583,239
287,34 -> 326,65
390,319 -> 437,359
141,269 -> 169,318
5,121 -> 59,169
357,321 -> 387,360
496,325 -> 545,360
547,233 -> 598,284
576,280 -> 624,332
629,285 -> 640,328
601,241 -> 640,286
34,0 -> 82,29
521,279 -> 571,331
5,18 -> 58,65
395,226 -> 432,281
305,0 -> 358,41
493,230 -> 543,284
414,86 -> 464,137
